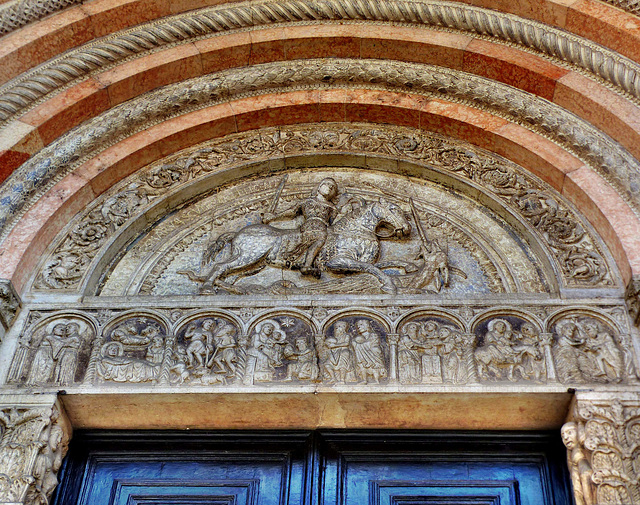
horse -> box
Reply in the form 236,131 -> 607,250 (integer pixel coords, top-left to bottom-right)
182,198 -> 411,294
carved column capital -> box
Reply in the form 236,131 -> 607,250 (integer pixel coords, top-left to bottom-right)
0,280 -> 20,333
563,391 -> 640,505
626,276 -> 640,327
0,394 -> 71,505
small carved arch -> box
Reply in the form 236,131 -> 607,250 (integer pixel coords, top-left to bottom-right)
322,309 -> 392,335
546,308 -> 624,335
7,311 -> 98,386
246,308 -> 319,336
172,309 -> 243,336
102,310 -> 171,337
469,309 -> 543,334
395,309 -> 465,334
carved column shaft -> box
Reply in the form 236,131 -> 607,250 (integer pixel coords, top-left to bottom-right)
540,333 -> 557,382
387,333 -> 399,383
0,395 -> 71,505
563,391 -> 640,505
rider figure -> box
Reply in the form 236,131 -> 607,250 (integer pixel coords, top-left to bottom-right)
262,178 -> 339,278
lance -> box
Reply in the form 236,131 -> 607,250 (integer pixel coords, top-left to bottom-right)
409,197 -> 434,253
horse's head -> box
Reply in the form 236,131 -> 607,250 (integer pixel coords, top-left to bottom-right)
371,198 -> 412,239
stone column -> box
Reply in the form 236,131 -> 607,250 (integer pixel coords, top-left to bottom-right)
462,333 -> 479,384
0,394 -> 71,505
540,333 -> 557,382
562,390 -> 640,505
387,333 -> 399,383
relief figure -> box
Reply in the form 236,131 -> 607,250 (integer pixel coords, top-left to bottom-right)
208,320 -> 238,376
243,320 -> 287,384
398,322 -> 422,384
182,178 -> 412,295
26,322 -> 84,386
352,319 -> 387,383
561,422 -> 595,505
322,321 -> 355,383
97,340 -> 161,383
284,338 -> 319,381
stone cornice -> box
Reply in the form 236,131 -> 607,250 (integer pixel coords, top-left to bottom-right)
2,0 -> 640,124
1,59 -> 638,243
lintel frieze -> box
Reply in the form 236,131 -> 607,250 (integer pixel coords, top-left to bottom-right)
5,299 -> 638,390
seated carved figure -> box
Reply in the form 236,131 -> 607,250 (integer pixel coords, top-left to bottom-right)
475,319 -> 522,381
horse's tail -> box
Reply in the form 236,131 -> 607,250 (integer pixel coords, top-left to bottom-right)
202,232 -> 236,267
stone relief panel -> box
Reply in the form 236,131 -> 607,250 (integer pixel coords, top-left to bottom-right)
170,315 -> 242,385
100,170 -> 544,297
551,313 -> 636,385
5,302 -> 637,389
88,315 -> 167,384
6,315 -> 94,386
472,315 -> 547,383
318,315 -> 389,384
395,315 -> 468,385
29,125 -> 617,297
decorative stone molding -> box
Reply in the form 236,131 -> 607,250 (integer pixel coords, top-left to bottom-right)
626,276 -> 640,327
7,302 -> 638,389
564,392 -> 640,505
0,280 -> 20,334
2,59 -> 639,246
0,0 -> 82,37
0,394 -> 71,505
3,0 -> 640,125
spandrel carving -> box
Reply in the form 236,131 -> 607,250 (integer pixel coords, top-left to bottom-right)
473,317 -> 546,382
552,316 -> 633,384
8,317 -> 93,386
96,317 -> 166,384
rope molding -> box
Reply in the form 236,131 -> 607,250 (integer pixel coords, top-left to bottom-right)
1,0 -> 640,124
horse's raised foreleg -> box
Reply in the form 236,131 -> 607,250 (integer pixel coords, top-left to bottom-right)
325,256 -> 397,294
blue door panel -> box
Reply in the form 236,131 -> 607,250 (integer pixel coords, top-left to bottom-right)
52,431 -> 571,505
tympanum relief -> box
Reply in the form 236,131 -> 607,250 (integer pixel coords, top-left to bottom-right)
8,305 -> 638,388
31,125 -> 617,297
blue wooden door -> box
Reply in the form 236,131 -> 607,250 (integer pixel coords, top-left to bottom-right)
52,431 -> 572,505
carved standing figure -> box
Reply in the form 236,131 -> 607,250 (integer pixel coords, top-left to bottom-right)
323,321 -> 354,383
52,322 -> 82,385
554,320 -> 584,383
27,323 -> 66,385
398,322 -> 422,384
208,320 -> 238,376
351,319 -> 387,383
561,421 -> 595,505
580,321 -> 623,382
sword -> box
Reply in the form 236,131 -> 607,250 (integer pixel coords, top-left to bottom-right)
268,174 -> 288,214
